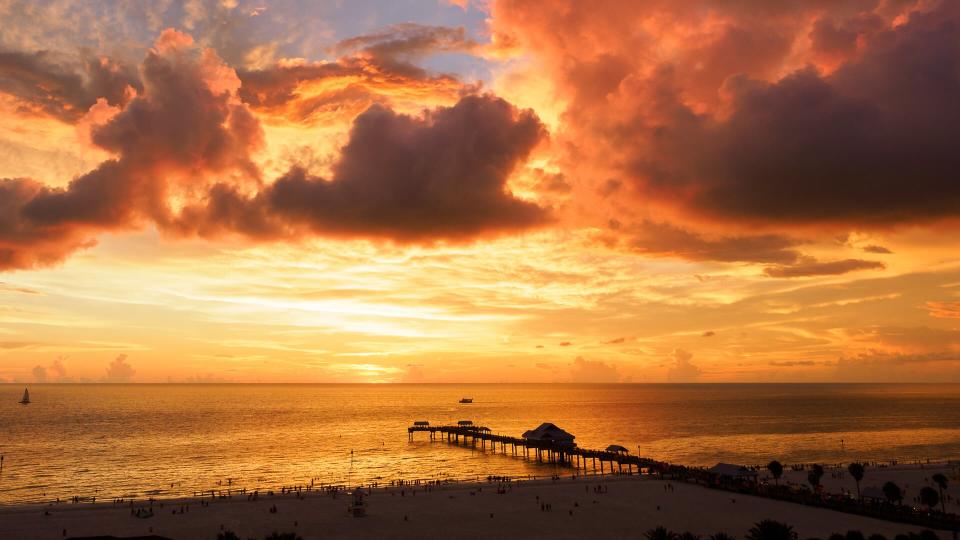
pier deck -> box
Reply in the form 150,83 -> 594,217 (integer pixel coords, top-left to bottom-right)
407,423 -> 665,475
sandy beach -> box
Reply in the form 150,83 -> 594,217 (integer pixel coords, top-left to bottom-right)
0,474 -> 951,540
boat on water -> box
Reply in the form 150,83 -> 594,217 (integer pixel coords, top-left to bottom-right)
19,388 -> 30,405
459,398 -> 473,404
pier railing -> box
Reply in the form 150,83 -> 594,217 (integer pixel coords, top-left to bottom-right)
407,423 -> 666,475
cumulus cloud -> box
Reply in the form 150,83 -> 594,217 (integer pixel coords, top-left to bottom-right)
666,4 -> 960,225
175,94 -> 548,241
237,56 -> 469,124
400,363 -> 428,383
666,348 -> 701,382
0,49 -> 139,121
568,356 -> 621,383
0,29 -> 548,271
1,29 -> 262,270
493,0 -> 960,230
104,354 -> 136,382
30,356 -> 69,382
31,364 -> 47,383
238,23 -> 480,124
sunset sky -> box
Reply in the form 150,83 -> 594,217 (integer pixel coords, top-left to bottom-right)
2,0 -> 960,383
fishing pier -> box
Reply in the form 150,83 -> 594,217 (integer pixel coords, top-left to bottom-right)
407,421 -> 664,475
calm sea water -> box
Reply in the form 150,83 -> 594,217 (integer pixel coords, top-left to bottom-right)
1,383 -> 959,505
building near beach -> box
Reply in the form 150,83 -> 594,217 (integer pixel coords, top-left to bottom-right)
521,423 -> 576,445
708,463 -> 758,479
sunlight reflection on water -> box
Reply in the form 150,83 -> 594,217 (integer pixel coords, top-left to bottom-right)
1,383 -> 959,504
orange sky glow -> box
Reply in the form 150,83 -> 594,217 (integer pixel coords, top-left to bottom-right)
2,0 -> 960,383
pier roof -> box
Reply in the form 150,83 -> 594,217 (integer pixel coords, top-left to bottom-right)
522,422 -> 575,443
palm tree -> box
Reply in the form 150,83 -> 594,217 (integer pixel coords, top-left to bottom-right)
767,461 -> 784,486
919,486 -> 939,511
645,527 -> 679,540
847,463 -> 865,500
808,464 -> 825,492
882,481 -> 902,506
217,532 -> 240,540
680,533 -> 701,540
845,531 -> 866,540
710,533 -> 736,540
867,534 -> 887,540
931,473 -> 948,514
746,519 -> 797,540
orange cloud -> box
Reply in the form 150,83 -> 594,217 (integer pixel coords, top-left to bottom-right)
490,0 -> 959,243
1,29 -> 549,270
763,258 -> 885,278
173,94 -> 549,241
239,24 -> 479,125
1,29 -> 261,270
0,49 -> 139,122
926,301 -> 960,319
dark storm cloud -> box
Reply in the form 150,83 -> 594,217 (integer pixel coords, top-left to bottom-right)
634,2 -> 960,225
175,94 -> 549,241
0,49 -> 139,121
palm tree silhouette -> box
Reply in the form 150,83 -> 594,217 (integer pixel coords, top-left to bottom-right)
767,460 -> 783,486
746,519 -> 797,540
807,464 -> 824,492
882,481 -> 902,507
848,462 -> 865,500
931,473 -> 948,514
919,486 -> 939,512
709,533 -> 736,540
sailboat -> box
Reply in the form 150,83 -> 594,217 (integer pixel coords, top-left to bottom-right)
18,388 -> 30,405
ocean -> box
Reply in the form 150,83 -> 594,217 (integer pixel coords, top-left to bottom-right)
1,383 -> 959,505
